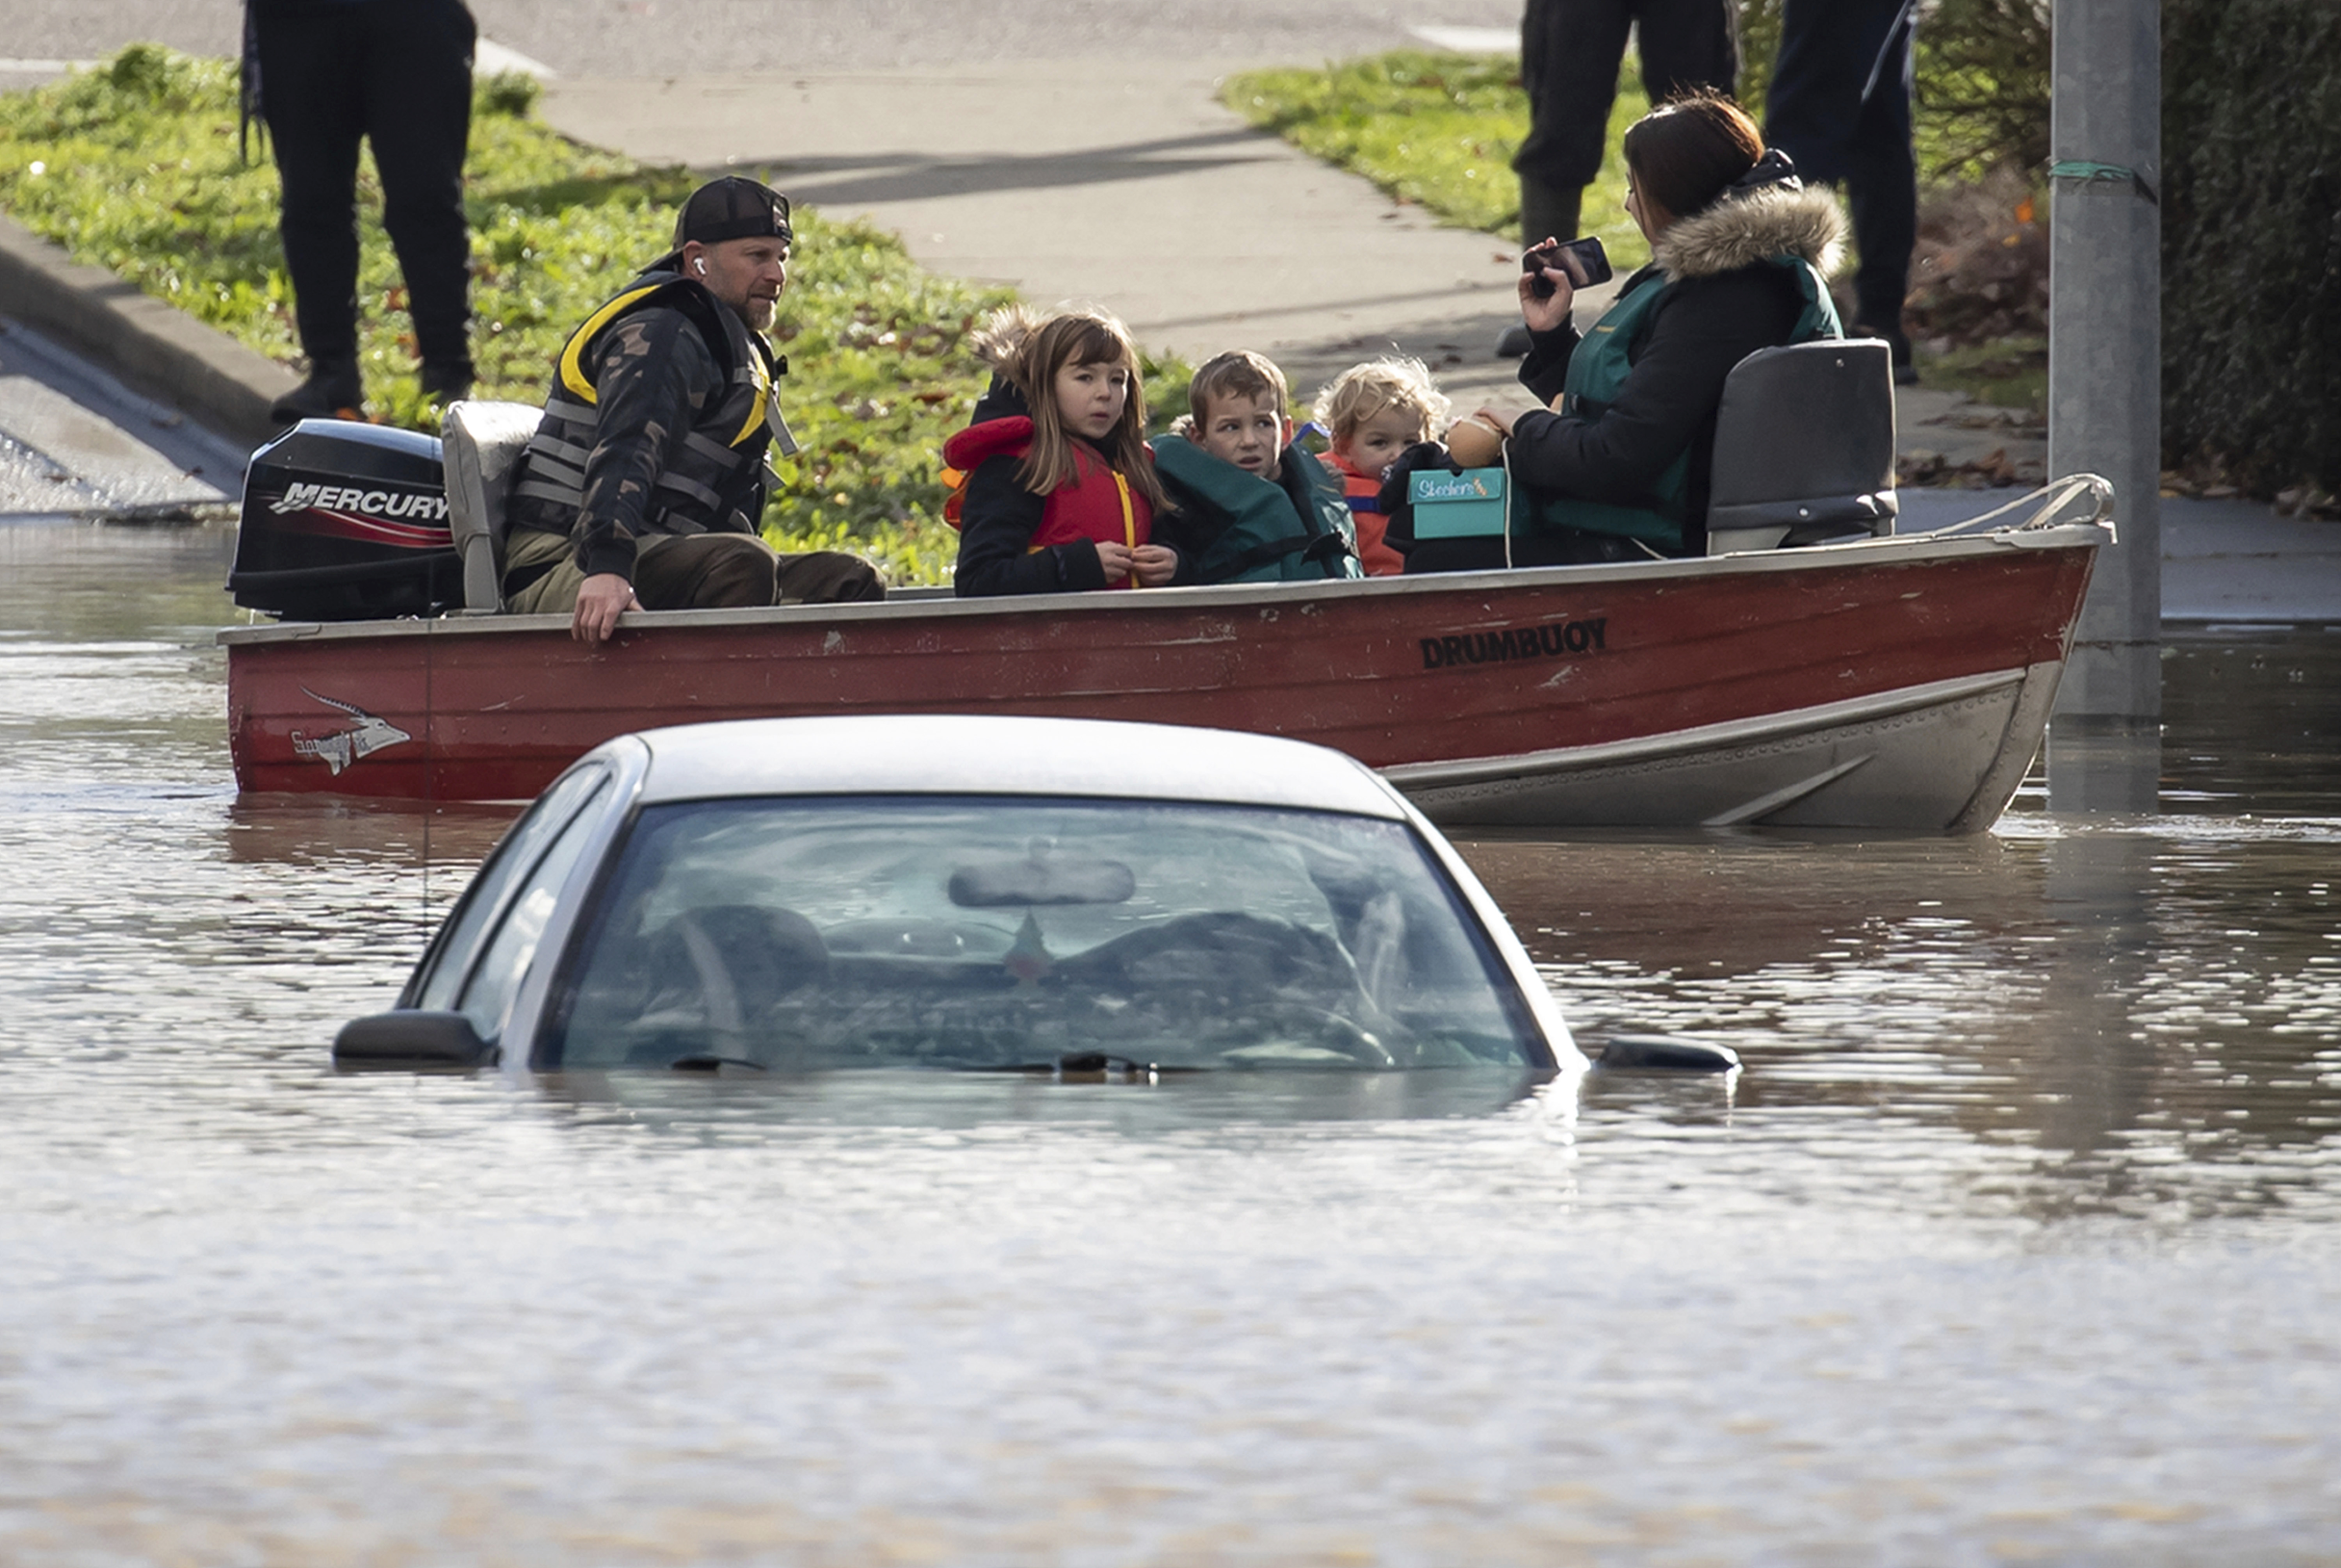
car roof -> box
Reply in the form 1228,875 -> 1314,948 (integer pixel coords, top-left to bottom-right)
627,715 -> 1408,819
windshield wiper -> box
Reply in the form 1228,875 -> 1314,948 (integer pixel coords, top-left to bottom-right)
668,1053 -> 769,1073
956,1052 -> 1207,1076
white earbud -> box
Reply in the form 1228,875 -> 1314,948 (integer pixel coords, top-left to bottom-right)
695,258 -> 709,276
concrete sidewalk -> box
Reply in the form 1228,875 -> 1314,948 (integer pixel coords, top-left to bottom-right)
543,62 -> 1545,411
1896,488 -> 2341,626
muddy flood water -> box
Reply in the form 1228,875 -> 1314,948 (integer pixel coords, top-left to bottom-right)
4,521 -> 2339,1564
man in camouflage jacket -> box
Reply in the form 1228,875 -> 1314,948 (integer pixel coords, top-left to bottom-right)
501,177 -> 883,642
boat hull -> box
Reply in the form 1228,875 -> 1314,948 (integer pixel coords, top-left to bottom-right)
222,525 -> 2103,831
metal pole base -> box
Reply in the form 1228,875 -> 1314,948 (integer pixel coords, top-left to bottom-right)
2046,715 -> 2160,814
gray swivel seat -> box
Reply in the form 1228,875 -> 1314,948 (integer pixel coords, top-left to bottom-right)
439,399 -> 549,612
1705,338 -> 1899,555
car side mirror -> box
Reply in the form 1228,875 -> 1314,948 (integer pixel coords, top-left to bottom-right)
1597,1034 -> 1740,1073
334,1010 -> 498,1070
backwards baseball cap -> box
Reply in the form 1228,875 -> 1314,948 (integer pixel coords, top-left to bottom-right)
654,176 -> 793,270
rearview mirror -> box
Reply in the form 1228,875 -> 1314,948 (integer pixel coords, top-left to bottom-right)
948,852 -> 1136,907
334,1010 -> 497,1070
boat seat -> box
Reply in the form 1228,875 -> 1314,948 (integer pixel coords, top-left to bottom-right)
440,399 -> 545,613
1705,339 -> 1898,555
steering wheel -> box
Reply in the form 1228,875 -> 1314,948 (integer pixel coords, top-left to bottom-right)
662,904 -> 828,1032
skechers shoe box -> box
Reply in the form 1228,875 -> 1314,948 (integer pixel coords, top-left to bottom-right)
230,420 -> 460,621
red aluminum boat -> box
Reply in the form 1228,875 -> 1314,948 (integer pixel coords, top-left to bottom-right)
221,510 -> 2106,831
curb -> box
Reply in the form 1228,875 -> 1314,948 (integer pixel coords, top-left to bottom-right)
0,211 -> 295,451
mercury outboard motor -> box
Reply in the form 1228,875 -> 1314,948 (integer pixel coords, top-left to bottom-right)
229,419 -> 460,621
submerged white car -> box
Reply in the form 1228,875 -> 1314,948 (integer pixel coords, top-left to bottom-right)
337,715 -> 1583,1076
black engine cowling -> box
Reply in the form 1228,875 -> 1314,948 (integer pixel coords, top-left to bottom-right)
229,419 -> 460,621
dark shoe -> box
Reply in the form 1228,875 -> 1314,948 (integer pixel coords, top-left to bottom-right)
270,358 -> 363,424
420,359 -> 475,404
1495,323 -> 1532,360
1855,321 -> 1919,386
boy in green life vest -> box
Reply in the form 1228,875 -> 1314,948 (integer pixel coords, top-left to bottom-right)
1152,352 -> 1361,584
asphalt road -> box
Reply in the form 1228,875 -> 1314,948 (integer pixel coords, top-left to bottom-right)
7,0 -> 1517,76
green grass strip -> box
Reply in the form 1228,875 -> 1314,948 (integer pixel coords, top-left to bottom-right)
1222,51 -> 1654,273
0,45 -> 1033,584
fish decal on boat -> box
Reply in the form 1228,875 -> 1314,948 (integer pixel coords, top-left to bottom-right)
290,689 -> 412,775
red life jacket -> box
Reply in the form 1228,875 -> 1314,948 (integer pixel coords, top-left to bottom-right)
942,417 -> 1154,574
1324,450 -> 1404,577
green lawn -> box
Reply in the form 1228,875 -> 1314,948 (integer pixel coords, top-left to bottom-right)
0,46 -> 1023,584
1918,335 -> 2046,413
1222,51 -> 1654,272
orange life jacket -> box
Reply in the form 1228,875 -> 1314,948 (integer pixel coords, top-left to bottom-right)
1324,449 -> 1405,577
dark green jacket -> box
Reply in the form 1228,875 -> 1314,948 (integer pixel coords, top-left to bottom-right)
1153,437 -> 1362,584
1512,181 -> 1847,554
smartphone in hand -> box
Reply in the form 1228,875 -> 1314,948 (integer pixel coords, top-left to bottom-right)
1524,236 -> 1614,297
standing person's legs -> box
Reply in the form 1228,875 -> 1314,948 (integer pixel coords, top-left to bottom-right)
1766,0 -> 1917,377
254,0 -> 366,413
1512,0 -> 1637,248
1763,0 -> 1863,184
1845,20 -> 1918,378
357,0 -> 477,396
1631,0 -> 1739,105
1502,0 -> 1631,355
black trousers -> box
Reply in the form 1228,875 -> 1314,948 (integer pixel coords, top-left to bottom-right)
1512,0 -> 1738,206
254,0 -> 476,369
1764,0 -> 1918,332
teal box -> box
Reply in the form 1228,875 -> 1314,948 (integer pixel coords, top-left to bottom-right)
1410,467 -> 1507,538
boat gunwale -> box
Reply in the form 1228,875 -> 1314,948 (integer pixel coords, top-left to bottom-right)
215,522 -> 2111,649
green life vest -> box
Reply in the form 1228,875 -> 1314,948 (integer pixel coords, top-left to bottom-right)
1526,255 -> 1844,552
1152,436 -> 1362,583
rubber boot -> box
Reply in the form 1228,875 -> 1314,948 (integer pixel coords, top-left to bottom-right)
420,358 -> 475,406
1518,175 -> 1582,254
270,357 -> 364,424
1853,319 -> 1919,386
1498,176 -> 1584,358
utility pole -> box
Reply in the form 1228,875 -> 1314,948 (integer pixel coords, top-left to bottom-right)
2045,0 -> 2162,806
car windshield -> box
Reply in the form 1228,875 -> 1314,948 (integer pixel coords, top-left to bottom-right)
544,795 -> 1545,1072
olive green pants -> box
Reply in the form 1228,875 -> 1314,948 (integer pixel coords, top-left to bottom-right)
502,528 -> 884,615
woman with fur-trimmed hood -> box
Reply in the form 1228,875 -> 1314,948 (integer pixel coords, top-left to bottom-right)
1430,92 -> 1847,566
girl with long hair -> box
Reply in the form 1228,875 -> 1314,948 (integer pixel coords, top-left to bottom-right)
945,305 -> 1179,596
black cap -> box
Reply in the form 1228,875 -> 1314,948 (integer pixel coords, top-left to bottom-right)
655,177 -> 793,270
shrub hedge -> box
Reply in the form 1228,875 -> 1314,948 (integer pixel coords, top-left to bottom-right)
2161,0 -> 2341,494
1736,0 -> 2050,181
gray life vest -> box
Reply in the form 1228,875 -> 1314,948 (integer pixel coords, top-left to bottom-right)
509,270 -> 787,534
